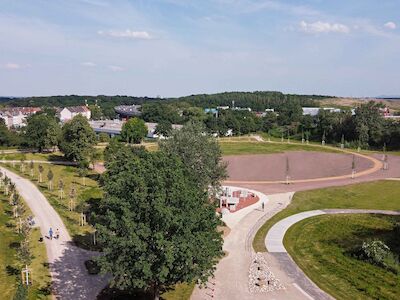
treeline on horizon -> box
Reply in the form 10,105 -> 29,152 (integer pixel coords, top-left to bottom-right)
0,91 -> 331,115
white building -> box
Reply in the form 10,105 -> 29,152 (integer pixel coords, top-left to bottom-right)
59,106 -> 91,122
302,107 -> 341,116
0,107 -> 41,128
89,120 -> 182,139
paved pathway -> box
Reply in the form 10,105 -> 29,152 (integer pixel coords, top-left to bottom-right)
0,166 -> 109,299
265,209 -> 400,300
191,191 -> 314,300
0,160 -> 76,165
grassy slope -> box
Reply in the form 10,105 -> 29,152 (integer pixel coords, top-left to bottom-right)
253,180 -> 400,252
0,194 -> 51,299
285,214 -> 400,300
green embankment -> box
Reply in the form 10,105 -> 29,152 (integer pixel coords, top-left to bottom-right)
285,214 -> 400,300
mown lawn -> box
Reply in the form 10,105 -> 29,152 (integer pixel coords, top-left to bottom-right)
253,180 -> 400,252
219,141 -> 341,155
285,214 -> 400,300
0,192 -> 51,299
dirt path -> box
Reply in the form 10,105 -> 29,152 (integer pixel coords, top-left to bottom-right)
0,166 -> 109,300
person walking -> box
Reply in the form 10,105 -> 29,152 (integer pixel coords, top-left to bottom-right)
49,227 -> 53,240
56,228 -> 60,239
262,202 -> 265,211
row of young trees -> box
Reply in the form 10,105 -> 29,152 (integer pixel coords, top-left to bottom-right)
0,171 -> 32,299
94,122 -> 226,299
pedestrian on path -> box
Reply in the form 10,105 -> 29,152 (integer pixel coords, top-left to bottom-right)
56,228 -> 59,239
49,227 -> 53,240
262,202 -> 265,211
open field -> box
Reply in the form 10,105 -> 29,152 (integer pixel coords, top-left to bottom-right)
219,141 -> 341,156
319,97 -> 400,112
0,192 -> 51,299
224,151 -> 373,181
253,180 -> 400,252
285,214 -> 400,300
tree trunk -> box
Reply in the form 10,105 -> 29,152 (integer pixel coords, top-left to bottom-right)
153,285 -> 160,300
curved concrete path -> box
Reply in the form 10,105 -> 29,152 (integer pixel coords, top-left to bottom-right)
0,166 -> 109,299
265,209 -> 400,300
191,191 -> 316,300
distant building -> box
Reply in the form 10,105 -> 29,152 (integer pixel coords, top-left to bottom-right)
302,107 -> 341,116
115,105 -> 141,119
59,106 -> 91,122
0,107 -> 41,128
204,108 -> 218,115
89,119 -> 182,139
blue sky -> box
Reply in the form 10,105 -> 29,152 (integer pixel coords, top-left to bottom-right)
0,0 -> 399,97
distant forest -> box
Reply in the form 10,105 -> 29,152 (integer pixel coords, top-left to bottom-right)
0,92 -> 330,118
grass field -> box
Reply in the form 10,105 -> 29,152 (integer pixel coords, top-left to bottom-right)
2,161 -> 102,250
219,140 -> 341,155
253,180 -> 400,252
285,214 -> 400,300
0,191 -> 51,299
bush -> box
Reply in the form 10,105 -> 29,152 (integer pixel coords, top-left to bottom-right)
98,133 -> 110,143
85,259 -> 101,275
353,240 -> 400,274
361,240 -> 390,264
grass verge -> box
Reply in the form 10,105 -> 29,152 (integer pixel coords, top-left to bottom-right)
0,192 -> 51,299
285,214 -> 400,300
253,180 -> 400,252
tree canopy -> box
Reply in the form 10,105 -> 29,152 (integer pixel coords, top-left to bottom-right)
58,115 -> 96,163
24,113 -> 60,152
121,117 -> 148,144
94,146 -> 223,299
159,122 -> 227,192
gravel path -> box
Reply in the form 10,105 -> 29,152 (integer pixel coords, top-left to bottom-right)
0,166 -> 109,300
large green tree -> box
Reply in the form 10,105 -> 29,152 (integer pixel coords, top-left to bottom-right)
159,122 -> 227,192
59,115 -> 96,163
0,119 -> 11,146
24,113 -> 60,152
121,117 -> 148,144
94,146 -> 223,299
154,120 -> 172,137
354,101 -> 384,147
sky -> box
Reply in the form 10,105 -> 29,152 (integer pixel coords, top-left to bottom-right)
0,0 -> 399,98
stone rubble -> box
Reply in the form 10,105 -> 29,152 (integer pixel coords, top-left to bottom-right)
248,252 -> 285,293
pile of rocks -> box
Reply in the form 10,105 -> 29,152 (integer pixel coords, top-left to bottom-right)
248,253 -> 285,293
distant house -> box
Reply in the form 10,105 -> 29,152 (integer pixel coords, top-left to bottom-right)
0,107 -> 41,128
114,105 -> 141,119
302,107 -> 341,116
59,106 -> 91,122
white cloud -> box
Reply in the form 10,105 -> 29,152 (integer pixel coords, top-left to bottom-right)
98,29 -> 152,40
300,21 -> 350,34
4,63 -> 22,69
384,22 -> 396,30
81,61 -> 96,67
108,65 -> 124,72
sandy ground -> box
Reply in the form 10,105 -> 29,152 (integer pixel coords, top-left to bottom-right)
224,154 -> 400,194
224,151 -> 373,181
0,167 -> 109,300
